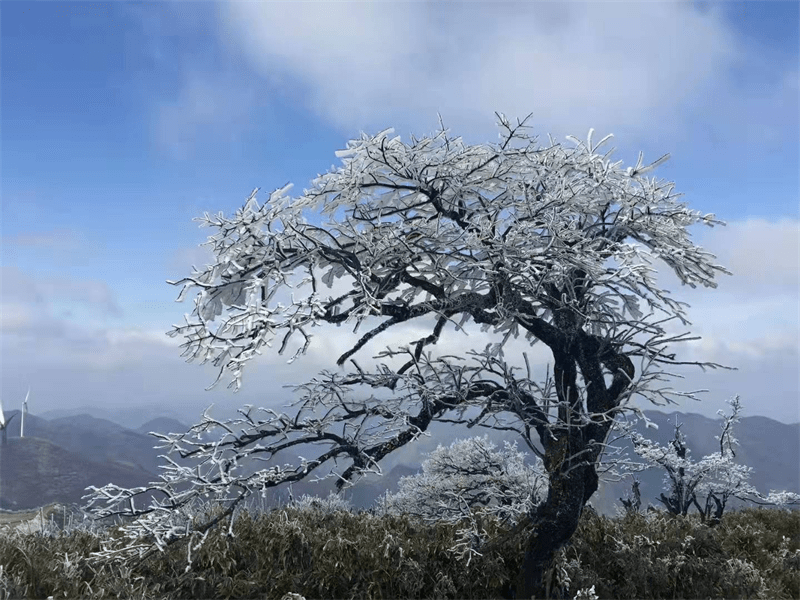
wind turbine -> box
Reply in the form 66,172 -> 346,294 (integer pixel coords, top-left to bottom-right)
0,395 -> 16,446
20,387 -> 29,438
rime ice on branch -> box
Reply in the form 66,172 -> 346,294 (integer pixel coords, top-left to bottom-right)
83,114 -> 737,597
621,395 -> 800,524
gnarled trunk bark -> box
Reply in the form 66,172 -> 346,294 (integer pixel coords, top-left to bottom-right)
511,275 -> 634,599
514,461 -> 598,599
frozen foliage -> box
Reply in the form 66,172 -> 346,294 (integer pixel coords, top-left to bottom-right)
286,490 -> 354,515
374,434 -> 547,563
573,585 -> 598,600
81,113 -> 735,596
163,113 -> 728,396
624,396 -> 800,523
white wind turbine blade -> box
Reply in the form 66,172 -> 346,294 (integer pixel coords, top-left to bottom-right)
0,395 -> 5,428
21,386 -> 29,437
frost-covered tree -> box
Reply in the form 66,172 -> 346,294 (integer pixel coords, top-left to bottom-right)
619,476 -> 643,515
374,434 -> 547,563
625,396 -> 800,525
83,113 -> 736,599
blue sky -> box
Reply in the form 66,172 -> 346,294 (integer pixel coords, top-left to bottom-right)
1,1 -> 798,432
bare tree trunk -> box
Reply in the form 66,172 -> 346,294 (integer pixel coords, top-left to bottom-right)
510,306 -> 621,599
515,461 -> 598,599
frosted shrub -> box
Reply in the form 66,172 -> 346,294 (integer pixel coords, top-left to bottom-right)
373,434 -> 547,563
574,585 -> 599,600
623,396 -> 800,523
287,490 -> 354,515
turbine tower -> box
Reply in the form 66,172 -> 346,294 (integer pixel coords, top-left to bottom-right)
20,387 -> 29,438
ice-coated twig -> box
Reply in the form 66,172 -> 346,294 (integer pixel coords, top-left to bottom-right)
82,114 -> 739,573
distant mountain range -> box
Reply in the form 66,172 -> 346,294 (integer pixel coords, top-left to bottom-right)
1,406 -> 797,520
0,411 -> 192,511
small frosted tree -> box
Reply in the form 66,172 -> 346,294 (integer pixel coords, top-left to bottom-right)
625,396 -> 800,525
374,434 -> 547,563
619,477 -> 642,515
83,113 -> 737,599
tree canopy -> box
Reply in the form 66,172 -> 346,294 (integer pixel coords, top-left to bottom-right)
84,113 -> 737,598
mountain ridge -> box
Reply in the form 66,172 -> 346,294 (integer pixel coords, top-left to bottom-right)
1,406 -> 797,518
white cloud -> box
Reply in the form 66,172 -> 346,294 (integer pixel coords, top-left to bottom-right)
153,70 -> 263,159
165,241 -> 218,276
218,1 -> 751,146
132,0 -> 796,182
0,266 -> 123,318
103,327 -> 183,349
0,302 -> 65,337
699,218 -> 799,293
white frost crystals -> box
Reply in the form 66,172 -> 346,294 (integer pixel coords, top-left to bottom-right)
574,585 -> 599,600
163,112 -> 730,395
81,112 -> 739,582
374,434 -> 547,564
621,395 -> 800,521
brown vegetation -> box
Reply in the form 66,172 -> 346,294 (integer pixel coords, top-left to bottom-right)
0,499 -> 797,599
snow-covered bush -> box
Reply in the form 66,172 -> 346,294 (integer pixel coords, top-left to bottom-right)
285,490 -> 354,515
373,434 -> 547,562
624,396 -> 800,524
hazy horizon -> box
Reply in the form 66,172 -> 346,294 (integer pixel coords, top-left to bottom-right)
4,400 -> 793,435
